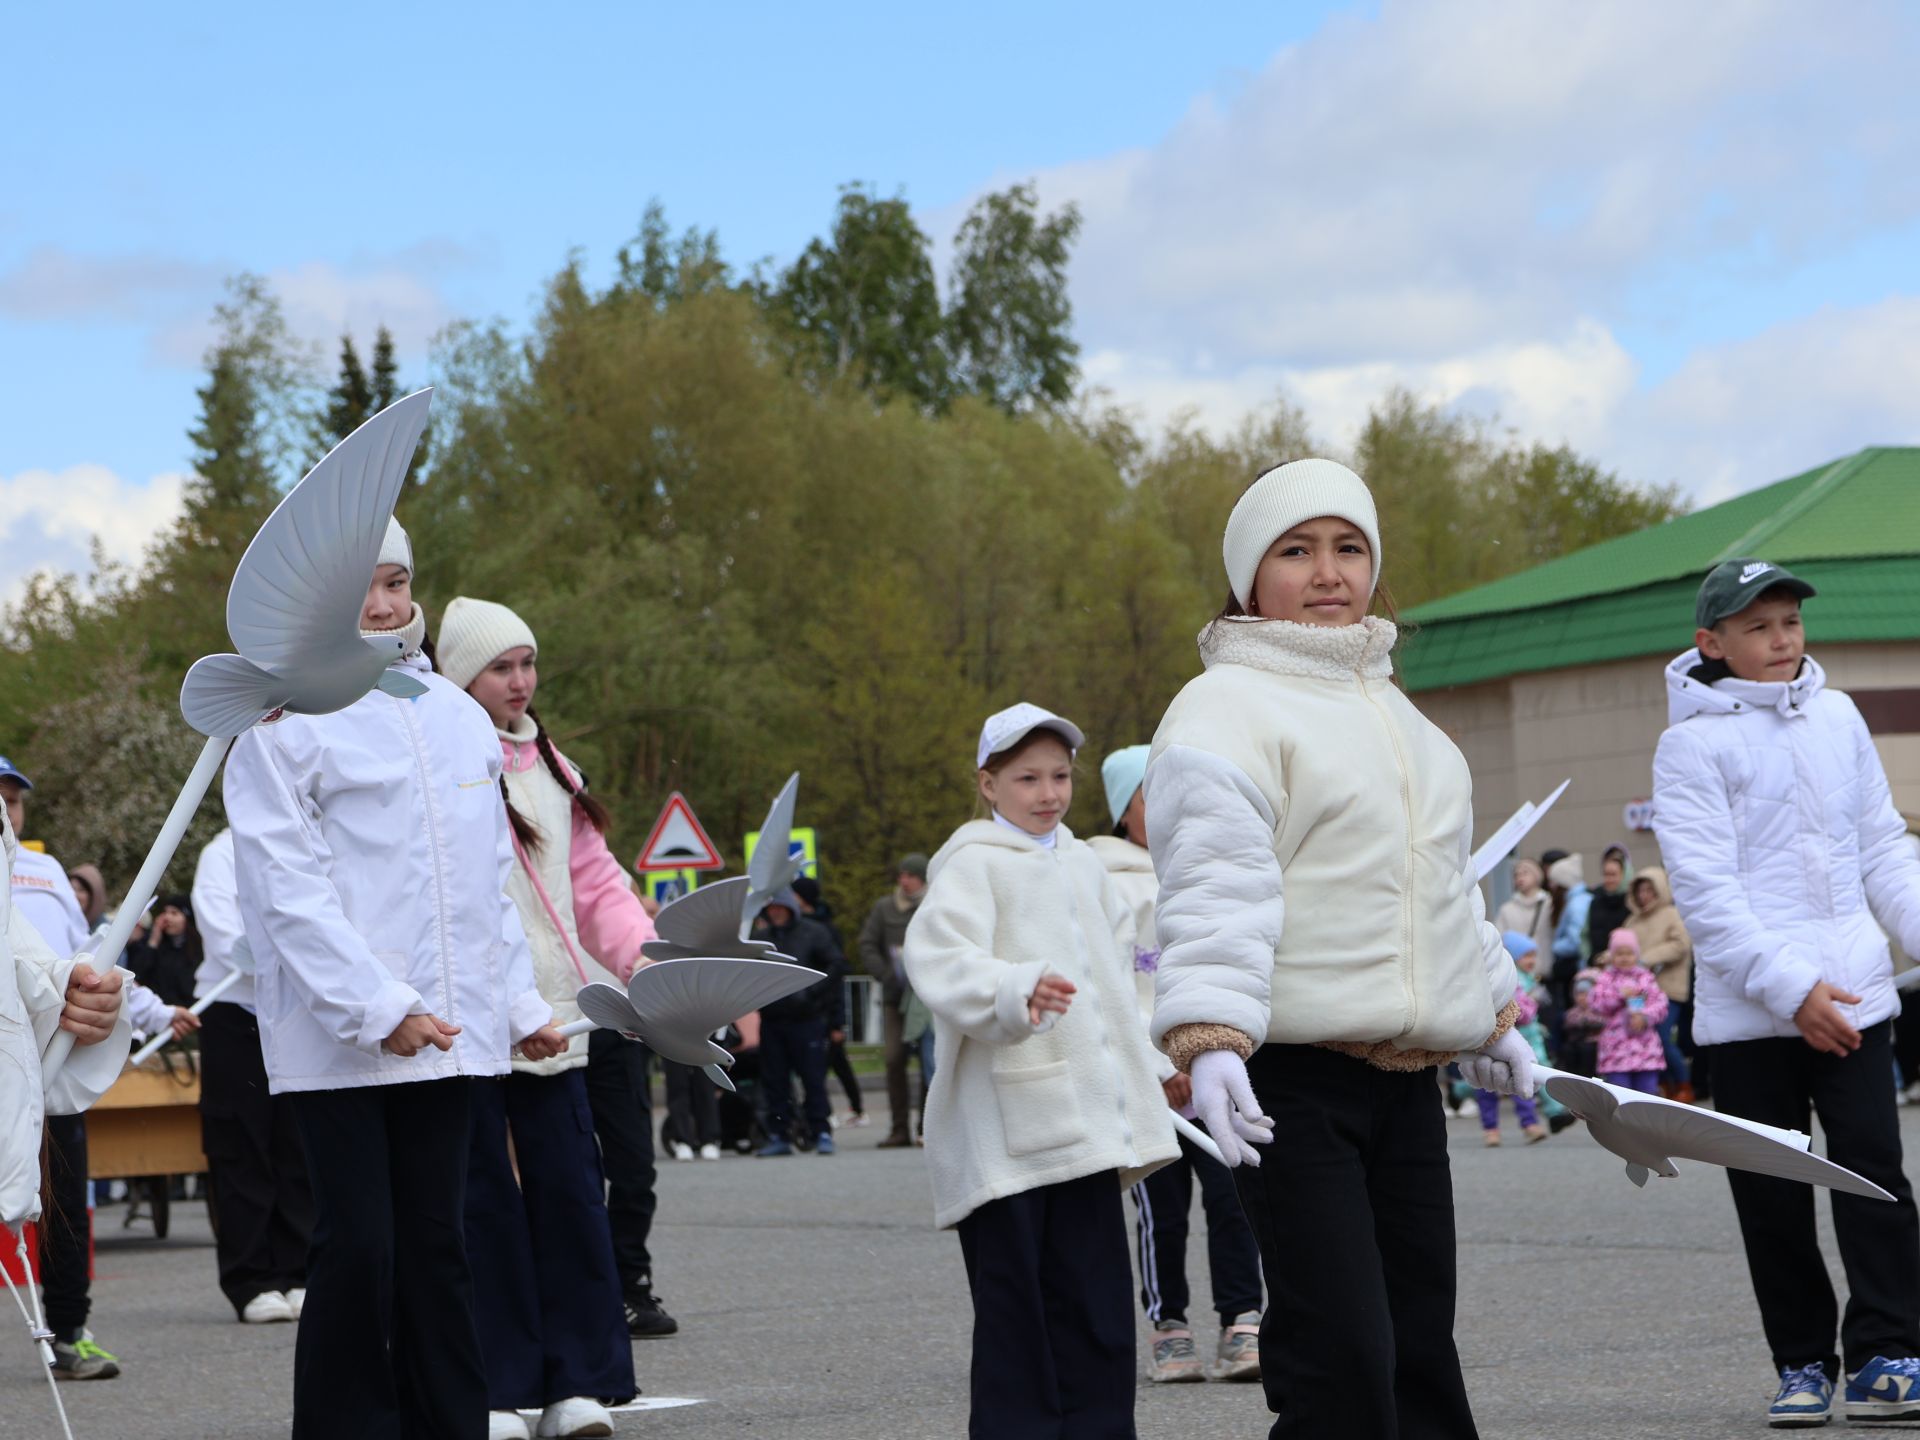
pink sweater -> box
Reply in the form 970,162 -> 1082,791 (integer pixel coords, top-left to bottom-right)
1590,964 -> 1669,1074
502,733 -> 656,983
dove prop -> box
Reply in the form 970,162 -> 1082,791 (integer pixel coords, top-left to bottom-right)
41,392 -> 433,1091
740,772 -> 805,924
1472,780 -> 1572,884
1535,1066 -> 1894,1199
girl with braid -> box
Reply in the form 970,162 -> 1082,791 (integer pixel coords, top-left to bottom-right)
437,597 -> 658,1440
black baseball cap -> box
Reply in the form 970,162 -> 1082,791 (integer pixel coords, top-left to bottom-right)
1695,559 -> 1816,630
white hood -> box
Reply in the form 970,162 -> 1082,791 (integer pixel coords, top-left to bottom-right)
1664,648 -> 1826,725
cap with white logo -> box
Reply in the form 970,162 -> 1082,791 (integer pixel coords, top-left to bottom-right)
976,703 -> 1086,770
1695,557 -> 1817,630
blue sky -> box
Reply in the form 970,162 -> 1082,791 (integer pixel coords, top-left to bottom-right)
5,0 -> 1919,601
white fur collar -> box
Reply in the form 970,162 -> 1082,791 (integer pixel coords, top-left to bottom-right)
1197,615 -> 1397,682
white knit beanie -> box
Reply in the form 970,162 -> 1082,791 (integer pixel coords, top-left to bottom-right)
438,597 -> 538,692
377,516 -> 414,575
1222,458 -> 1382,609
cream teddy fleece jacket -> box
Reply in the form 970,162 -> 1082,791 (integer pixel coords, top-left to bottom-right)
905,819 -> 1177,1228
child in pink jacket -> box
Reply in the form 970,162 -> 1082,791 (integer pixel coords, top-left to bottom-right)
1591,928 -> 1669,1093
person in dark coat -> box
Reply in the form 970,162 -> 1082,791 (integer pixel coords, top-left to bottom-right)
1585,846 -> 1633,964
127,894 -> 203,1005
792,876 -> 867,1127
858,855 -> 929,1146
752,892 -> 846,1157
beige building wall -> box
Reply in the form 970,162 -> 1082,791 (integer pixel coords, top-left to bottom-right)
1413,641 -> 1920,888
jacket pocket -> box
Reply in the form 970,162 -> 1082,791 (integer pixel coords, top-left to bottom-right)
991,1061 -> 1085,1157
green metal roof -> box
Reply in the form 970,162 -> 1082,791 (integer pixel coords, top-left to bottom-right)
1400,447 -> 1920,692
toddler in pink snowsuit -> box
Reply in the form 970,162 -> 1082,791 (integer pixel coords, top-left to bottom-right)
1590,927 -> 1669,1093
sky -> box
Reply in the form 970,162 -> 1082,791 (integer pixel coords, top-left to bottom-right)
6,0 -> 1920,604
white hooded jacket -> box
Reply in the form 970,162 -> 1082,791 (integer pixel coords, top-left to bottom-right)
0,810 -> 130,1227
1147,617 -> 1515,1057
1653,650 -> 1920,1044
223,651 -> 551,1094
905,820 -> 1177,1228
1085,833 -> 1177,1084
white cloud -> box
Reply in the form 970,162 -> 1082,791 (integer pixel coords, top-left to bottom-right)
0,466 -> 186,609
992,0 -> 1920,497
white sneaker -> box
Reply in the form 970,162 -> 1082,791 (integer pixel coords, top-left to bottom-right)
284,1287 -> 305,1320
536,1396 -> 614,1438
699,1142 -> 721,1160
488,1411 -> 532,1440
241,1290 -> 294,1324
671,1141 -> 695,1161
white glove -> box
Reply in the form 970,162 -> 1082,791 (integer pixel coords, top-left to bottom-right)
1189,1049 -> 1276,1168
1456,1028 -> 1537,1099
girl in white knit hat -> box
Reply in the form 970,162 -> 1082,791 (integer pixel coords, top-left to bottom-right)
1145,459 -> 1528,1439
436,595 -> 659,1440
904,703 -> 1178,1438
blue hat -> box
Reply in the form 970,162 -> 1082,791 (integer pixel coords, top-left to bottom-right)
1501,930 -> 1539,962
0,756 -> 32,790
1102,745 -> 1151,827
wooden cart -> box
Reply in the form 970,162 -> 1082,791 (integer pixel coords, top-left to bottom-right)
87,1052 -> 206,1239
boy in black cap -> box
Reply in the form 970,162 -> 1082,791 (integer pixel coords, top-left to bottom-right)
1655,558 -> 1920,1428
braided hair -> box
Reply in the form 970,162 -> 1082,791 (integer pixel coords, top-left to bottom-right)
502,704 -> 612,856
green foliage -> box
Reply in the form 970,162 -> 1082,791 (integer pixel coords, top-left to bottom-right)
0,192 -> 1686,918
320,335 -> 374,447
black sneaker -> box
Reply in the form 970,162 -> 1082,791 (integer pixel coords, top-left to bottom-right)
49,1329 -> 120,1380
625,1284 -> 679,1338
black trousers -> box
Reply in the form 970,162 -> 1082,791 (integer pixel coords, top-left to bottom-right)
466,1071 -> 635,1408
39,1113 -> 90,1338
663,1060 -> 721,1148
199,1001 -> 313,1315
955,1170 -> 1136,1440
584,1028 -> 657,1293
827,1036 -> 864,1115
1132,1129 -> 1263,1326
288,1078 -> 486,1440
1709,1020 -> 1920,1376
1235,1045 -> 1478,1440
762,1017 -> 831,1142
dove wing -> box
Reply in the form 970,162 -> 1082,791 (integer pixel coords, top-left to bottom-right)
575,981 -> 642,1037
741,773 -> 804,920
179,654 -> 297,738
652,876 -> 758,950
226,389 -> 432,671
626,957 -> 827,1067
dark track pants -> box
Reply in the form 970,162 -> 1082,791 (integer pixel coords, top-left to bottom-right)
761,1017 -> 830,1143
39,1114 -> 90,1337
1710,1020 -> 1920,1376
585,1028 -> 658,1295
1132,1128 -> 1263,1325
199,1001 -> 313,1315
288,1078 -> 486,1440
465,1071 -> 635,1409
956,1170 -> 1137,1440
1235,1045 -> 1478,1440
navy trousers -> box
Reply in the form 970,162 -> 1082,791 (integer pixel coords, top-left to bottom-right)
761,1017 -> 831,1143
466,1070 -> 636,1408
1132,1128 -> 1263,1326
956,1170 -> 1137,1440
584,1028 -> 658,1295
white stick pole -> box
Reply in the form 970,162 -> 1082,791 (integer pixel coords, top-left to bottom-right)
44,734 -> 231,1081
128,969 -> 243,1067
554,1018 -> 596,1039
1172,1112 -> 1227,1165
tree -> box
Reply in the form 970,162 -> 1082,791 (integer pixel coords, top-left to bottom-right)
944,184 -> 1082,412
613,200 -> 730,307
765,184 -> 948,406
319,334 -> 374,447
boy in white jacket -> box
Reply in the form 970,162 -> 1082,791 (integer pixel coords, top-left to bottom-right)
1087,744 -> 1262,1385
1654,558 -> 1920,1429
906,704 -> 1177,1439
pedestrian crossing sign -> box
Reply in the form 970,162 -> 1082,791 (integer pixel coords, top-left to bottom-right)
744,826 -> 816,880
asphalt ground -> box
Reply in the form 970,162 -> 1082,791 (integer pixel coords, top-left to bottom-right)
1,1098 -> 1902,1440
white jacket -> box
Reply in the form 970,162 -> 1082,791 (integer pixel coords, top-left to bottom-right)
904,820 -> 1177,1228
1148,617 -> 1514,1056
1085,834 -> 1176,1083
11,842 -> 87,958
1653,650 -> 1920,1044
1,811 -> 129,1227
191,829 -> 252,1010
224,652 -> 551,1094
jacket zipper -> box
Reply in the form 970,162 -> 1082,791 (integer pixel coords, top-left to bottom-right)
1359,670 -> 1418,1036
399,695 -> 459,1046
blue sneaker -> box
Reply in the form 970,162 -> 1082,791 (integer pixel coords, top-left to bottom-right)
1846,1356 -> 1920,1423
755,1138 -> 794,1158
815,1133 -> 836,1156
1769,1363 -> 1833,1428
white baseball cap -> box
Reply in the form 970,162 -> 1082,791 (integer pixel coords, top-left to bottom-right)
976,702 -> 1086,769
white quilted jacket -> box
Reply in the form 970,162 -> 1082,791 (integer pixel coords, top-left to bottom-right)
1653,650 -> 1920,1045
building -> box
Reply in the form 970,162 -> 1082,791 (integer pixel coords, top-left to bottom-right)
1399,446 -> 1920,894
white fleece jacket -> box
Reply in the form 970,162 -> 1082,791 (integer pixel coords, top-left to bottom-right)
1147,617 -> 1515,1058
1085,834 -> 1177,1083
1654,650 -> 1920,1044
904,820 -> 1177,1228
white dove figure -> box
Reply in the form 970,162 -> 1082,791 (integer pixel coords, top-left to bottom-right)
178,389 -> 434,738
1538,1067 -> 1895,1199
738,771 -> 805,925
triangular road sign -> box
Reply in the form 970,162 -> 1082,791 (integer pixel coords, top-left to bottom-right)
635,793 -> 725,872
